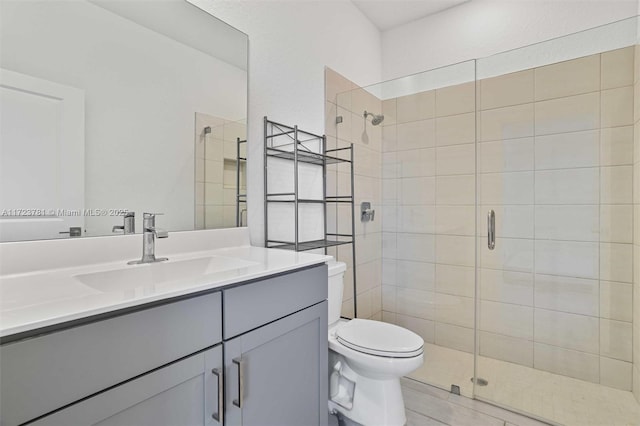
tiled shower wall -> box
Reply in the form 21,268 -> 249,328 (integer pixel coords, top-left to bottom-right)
478,49 -> 634,391
380,47 -> 635,391
325,68 -> 382,320
380,80 -> 478,355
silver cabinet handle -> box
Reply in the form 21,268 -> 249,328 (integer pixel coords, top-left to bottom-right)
232,357 -> 243,408
211,368 -> 223,423
487,209 -> 496,250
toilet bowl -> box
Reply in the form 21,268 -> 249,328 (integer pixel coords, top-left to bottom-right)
327,261 -> 424,426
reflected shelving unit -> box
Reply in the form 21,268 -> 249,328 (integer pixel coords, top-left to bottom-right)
236,137 -> 247,227
263,116 -> 357,315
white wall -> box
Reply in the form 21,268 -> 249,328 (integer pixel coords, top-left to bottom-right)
191,0 -> 383,245
382,0 -> 639,80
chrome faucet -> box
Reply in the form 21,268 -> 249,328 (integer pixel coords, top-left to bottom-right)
128,213 -> 168,265
113,211 -> 135,234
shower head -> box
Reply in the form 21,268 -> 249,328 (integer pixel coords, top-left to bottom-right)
364,110 -> 384,126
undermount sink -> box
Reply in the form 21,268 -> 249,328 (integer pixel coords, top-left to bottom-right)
74,256 -> 258,293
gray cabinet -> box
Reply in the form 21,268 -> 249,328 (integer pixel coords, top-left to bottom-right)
1,264 -> 328,426
224,301 -> 328,426
1,292 -> 222,426
32,345 -> 223,426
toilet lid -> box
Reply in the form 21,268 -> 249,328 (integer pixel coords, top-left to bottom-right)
336,319 -> 424,358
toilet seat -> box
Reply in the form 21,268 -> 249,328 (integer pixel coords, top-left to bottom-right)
336,319 -> 423,358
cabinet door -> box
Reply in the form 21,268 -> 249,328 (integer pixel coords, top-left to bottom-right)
225,301 -> 328,426
31,345 -> 224,426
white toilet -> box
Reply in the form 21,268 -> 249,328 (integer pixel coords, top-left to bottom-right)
327,261 -> 424,426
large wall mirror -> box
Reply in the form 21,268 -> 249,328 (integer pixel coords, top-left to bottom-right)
0,0 -> 248,242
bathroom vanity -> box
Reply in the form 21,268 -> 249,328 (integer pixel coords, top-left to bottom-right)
0,229 -> 329,426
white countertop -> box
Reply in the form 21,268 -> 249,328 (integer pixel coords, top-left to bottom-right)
0,244 -> 330,338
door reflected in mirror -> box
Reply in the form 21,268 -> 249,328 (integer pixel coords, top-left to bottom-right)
0,0 -> 248,242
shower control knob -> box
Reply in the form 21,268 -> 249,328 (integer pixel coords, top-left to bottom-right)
361,202 -> 375,222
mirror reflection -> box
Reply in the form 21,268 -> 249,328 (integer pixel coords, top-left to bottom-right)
194,116 -> 247,230
0,0 -> 248,242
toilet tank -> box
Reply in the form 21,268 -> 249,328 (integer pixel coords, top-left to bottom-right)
327,261 -> 347,325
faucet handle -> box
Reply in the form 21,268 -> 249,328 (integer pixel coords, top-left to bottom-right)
143,212 -> 164,219
143,212 -> 163,224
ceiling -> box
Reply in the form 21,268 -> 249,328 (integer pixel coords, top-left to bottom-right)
351,0 -> 470,31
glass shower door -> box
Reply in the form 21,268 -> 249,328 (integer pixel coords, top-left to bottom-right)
474,17 -> 639,425
368,60 -> 479,397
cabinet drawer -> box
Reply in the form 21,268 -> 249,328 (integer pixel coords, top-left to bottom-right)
0,291 -> 222,426
223,264 -> 327,339
31,345 -> 222,426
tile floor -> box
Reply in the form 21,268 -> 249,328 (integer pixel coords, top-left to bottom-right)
328,377 -> 549,426
408,343 -> 640,426
402,378 -> 549,426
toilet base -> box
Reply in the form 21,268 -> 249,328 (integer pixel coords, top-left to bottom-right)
328,352 -> 407,426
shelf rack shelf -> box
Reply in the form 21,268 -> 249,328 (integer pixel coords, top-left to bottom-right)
263,116 -> 357,316
266,238 -> 353,252
266,147 -> 350,166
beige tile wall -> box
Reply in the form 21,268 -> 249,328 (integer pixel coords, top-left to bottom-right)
476,48 -> 635,391
378,47 -> 635,392
634,45 -> 640,404
325,68 -> 382,320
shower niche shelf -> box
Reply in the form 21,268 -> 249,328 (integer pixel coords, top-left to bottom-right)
263,116 -> 357,314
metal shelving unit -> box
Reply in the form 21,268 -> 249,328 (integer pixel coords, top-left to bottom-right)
235,137 -> 247,227
263,116 -> 358,316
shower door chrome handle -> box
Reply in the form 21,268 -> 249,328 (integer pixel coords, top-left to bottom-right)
487,210 -> 496,250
